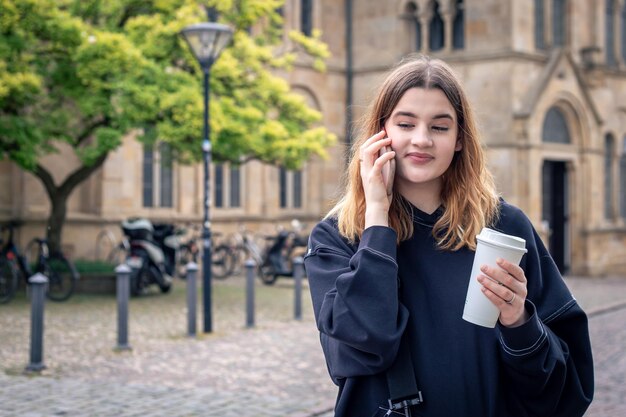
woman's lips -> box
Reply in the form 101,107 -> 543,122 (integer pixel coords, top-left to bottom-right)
406,152 -> 434,163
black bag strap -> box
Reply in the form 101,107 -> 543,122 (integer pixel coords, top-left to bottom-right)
385,334 -> 423,416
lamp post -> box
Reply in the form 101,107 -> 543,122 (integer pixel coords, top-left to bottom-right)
180,22 -> 233,333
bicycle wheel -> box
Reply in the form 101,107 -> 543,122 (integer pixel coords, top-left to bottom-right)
177,244 -> 195,279
107,243 -> 128,266
229,246 -> 244,276
24,239 -> 40,269
0,257 -> 18,304
258,262 -> 279,285
95,229 -> 116,261
44,253 -> 79,302
212,244 -> 235,279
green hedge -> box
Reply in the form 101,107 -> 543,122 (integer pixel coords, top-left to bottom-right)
73,259 -> 117,275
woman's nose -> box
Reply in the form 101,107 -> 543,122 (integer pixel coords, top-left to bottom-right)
410,125 -> 433,147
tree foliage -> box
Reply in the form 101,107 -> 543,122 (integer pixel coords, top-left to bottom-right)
0,0 -> 336,250
0,0 -> 336,170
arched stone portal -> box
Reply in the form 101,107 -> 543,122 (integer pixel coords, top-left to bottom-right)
541,106 -> 572,273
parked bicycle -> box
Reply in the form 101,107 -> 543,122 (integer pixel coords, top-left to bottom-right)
106,236 -> 130,265
0,221 -> 80,303
94,228 -> 117,262
176,224 -> 234,280
225,227 -> 273,278
176,224 -> 200,278
219,221 -> 309,284
93,227 -> 131,266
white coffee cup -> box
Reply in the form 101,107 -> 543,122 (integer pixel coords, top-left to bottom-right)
462,228 -> 528,328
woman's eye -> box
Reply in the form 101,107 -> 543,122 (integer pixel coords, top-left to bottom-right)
432,126 -> 449,132
397,123 -> 413,129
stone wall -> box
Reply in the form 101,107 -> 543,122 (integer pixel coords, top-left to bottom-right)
2,0 -> 626,275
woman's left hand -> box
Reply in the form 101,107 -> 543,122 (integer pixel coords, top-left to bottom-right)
477,258 -> 529,328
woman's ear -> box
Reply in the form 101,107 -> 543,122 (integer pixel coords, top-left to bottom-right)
455,135 -> 463,151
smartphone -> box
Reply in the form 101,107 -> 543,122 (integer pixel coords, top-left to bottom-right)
379,130 -> 394,194
379,144 -> 392,186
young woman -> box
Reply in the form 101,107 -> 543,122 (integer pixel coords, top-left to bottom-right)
304,55 -> 594,417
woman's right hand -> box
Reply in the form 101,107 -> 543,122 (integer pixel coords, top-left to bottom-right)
359,130 -> 396,228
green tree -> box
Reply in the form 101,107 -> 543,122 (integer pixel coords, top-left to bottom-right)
0,0 -> 336,253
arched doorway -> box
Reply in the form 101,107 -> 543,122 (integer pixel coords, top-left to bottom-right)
542,160 -> 569,273
541,107 -> 571,273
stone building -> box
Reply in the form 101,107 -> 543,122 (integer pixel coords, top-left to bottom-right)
1,0 -> 626,276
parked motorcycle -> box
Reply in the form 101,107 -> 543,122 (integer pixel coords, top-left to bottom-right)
121,218 -> 174,296
259,220 -> 309,285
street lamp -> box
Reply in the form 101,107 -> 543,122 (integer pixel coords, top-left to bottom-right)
180,22 -> 233,333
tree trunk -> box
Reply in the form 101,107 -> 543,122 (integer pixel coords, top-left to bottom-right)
33,153 -> 108,255
47,190 -> 70,256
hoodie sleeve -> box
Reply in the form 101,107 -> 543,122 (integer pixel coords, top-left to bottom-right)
495,204 -> 594,417
304,219 -> 409,383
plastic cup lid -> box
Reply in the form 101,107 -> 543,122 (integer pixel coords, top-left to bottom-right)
476,228 -> 527,252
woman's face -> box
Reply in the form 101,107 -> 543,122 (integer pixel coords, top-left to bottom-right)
383,87 -> 461,196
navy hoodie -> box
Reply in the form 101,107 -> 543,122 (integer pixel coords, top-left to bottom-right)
304,201 -> 594,417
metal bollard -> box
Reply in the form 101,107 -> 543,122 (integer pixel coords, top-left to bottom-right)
245,259 -> 256,328
186,262 -> 198,337
114,264 -> 132,351
293,257 -> 304,321
25,273 -> 48,372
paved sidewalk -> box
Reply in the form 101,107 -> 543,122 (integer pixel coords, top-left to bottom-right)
1,274 -> 625,417
566,276 -> 626,417
0,276 -> 336,417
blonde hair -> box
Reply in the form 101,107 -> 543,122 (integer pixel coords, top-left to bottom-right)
328,55 -> 499,251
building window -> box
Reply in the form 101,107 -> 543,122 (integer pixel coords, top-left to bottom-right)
620,138 -> 626,220
214,163 -> 241,209
279,167 -> 288,208
607,0 -> 616,66
293,170 -> 302,208
159,143 -> 173,208
552,0 -> 567,47
230,165 -> 241,207
143,142 -> 173,208
452,0 -> 465,49
402,0 -> 463,53
535,0 -> 568,50
214,164 -> 224,208
429,1 -> 444,51
621,2 -> 626,62
404,2 -> 421,51
301,0 -> 313,36
143,146 -> 154,207
605,134 -> 615,219
279,167 -> 304,209
535,0 -> 546,50
542,107 -> 570,144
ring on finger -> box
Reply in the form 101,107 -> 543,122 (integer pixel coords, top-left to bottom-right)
505,293 -> 516,305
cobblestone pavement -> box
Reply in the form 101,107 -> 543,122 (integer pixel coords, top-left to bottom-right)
567,277 -> 626,417
1,275 -> 625,417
